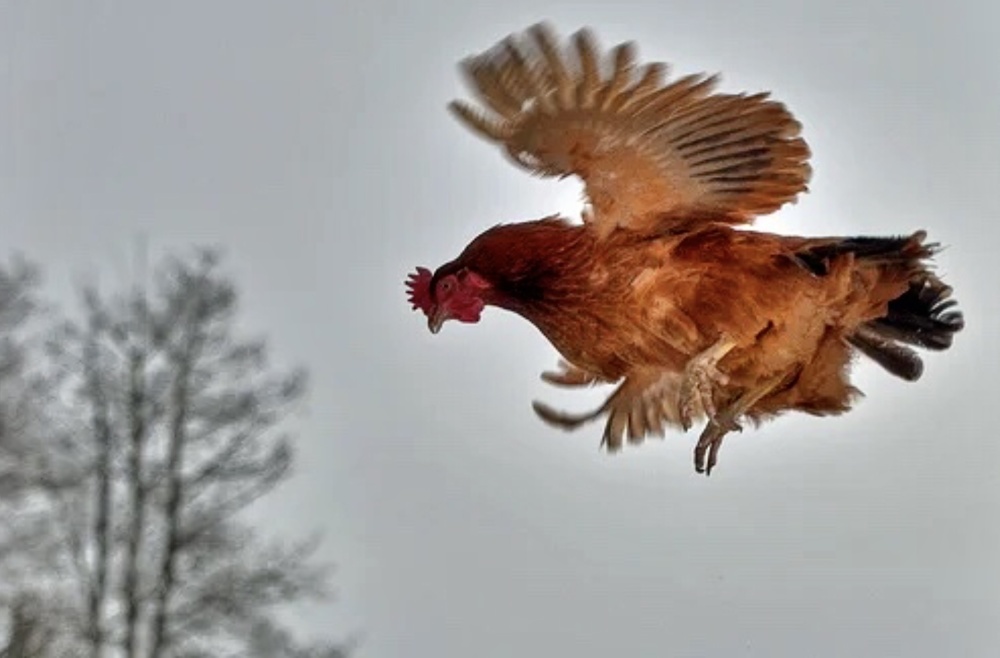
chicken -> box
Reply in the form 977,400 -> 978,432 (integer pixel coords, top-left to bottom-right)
405,24 -> 964,475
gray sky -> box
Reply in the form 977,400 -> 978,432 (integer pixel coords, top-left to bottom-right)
3,1 -> 1000,656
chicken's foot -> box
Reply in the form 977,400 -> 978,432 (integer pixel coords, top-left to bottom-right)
678,336 -> 737,431
694,371 -> 789,476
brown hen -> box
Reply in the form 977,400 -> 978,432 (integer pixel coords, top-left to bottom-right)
405,24 -> 964,475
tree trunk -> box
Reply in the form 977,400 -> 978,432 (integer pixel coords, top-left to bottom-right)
121,342 -> 148,658
84,327 -> 113,658
147,340 -> 194,658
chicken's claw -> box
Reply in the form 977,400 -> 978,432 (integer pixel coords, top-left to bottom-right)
694,414 -> 743,476
692,369 -> 794,476
678,337 -> 737,431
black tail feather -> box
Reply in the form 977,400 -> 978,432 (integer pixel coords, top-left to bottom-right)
851,272 -> 963,381
847,325 -> 924,382
869,277 -> 965,351
819,231 -> 965,381
794,231 -> 934,276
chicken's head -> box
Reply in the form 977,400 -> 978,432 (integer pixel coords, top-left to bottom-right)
406,265 -> 490,333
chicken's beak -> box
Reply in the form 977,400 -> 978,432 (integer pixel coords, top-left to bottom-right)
427,306 -> 446,334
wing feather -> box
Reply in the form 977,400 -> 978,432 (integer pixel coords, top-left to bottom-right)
596,42 -> 636,110
573,29 -> 602,109
448,23 -> 812,238
600,371 -> 693,450
448,101 -> 511,141
532,365 -> 697,450
613,62 -> 667,112
529,23 -> 575,110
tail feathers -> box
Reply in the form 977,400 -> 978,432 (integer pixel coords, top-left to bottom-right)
850,273 -> 964,381
847,325 -> 924,381
804,229 -> 967,381
870,276 -> 964,351
793,231 -> 934,276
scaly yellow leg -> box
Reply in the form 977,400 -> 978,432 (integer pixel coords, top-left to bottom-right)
678,336 -> 738,431
694,371 -> 791,476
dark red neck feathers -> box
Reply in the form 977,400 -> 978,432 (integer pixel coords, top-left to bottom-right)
441,217 -> 594,312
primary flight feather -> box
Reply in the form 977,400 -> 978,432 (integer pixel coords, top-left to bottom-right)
405,23 -> 964,475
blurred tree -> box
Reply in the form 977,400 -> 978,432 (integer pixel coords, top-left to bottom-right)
0,257 -> 64,529
0,257 -> 46,565
0,258 -> 86,656
0,594 -> 51,658
0,248 -> 344,657
247,617 -> 357,658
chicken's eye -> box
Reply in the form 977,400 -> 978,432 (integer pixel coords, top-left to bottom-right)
439,280 -> 453,293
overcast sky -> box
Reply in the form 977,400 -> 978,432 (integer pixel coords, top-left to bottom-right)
2,1 -> 999,656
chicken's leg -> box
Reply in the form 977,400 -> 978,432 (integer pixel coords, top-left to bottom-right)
678,336 -> 737,431
694,371 -> 789,476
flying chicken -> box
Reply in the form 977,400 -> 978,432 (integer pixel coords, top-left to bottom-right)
405,23 -> 964,475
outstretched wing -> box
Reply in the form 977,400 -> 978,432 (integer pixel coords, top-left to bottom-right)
449,23 -> 812,237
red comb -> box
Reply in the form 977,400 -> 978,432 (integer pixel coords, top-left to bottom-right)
405,267 -> 434,315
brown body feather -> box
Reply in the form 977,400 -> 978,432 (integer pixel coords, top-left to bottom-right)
440,217 -> 955,435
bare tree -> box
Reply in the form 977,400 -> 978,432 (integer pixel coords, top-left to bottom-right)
0,257 -> 89,656
0,256 -> 51,512
31,248 -> 339,657
0,260 -> 49,658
